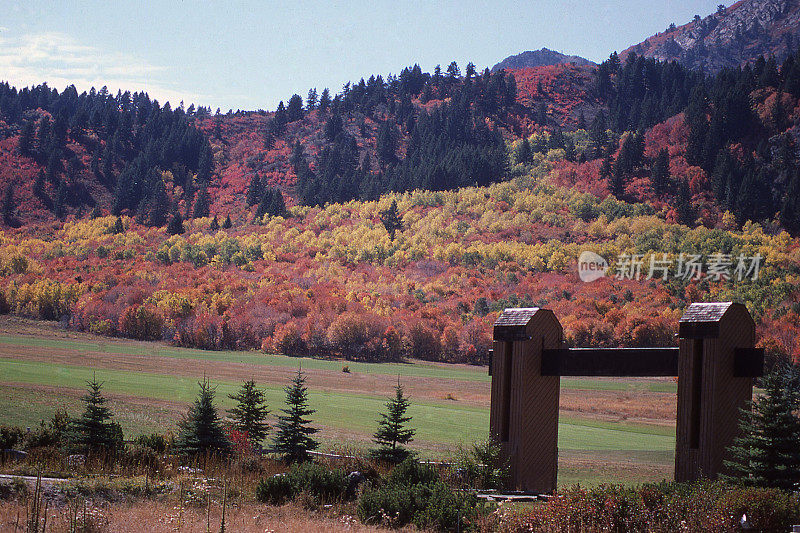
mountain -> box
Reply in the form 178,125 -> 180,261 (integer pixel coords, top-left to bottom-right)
622,0 -> 800,72
492,48 -> 595,72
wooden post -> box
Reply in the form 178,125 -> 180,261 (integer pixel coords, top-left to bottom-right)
491,308 -> 562,493
675,302 -> 756,481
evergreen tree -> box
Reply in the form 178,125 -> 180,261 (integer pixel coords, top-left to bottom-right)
318,88 -> 331,111
306,88 -> 318,110
175,378 -> 231,457
228,380 -> 270,448
192,186 -> 210,218
723,363 -> 800,491
210,215 -> 220,231
651,148 -> 670,195
380,200 -> 403,240
376,121 -> 397,168
272,370 -> 319,463
371,383 -> 415,463
2,184 -> 14,226
68,374 -> 123,455
167,210 -> 185,235
18,120 -> 34,156
287,94 -> 304,122
516,136 -> 532,165
222,214 -> 232,229
113,216 -> 125,234
246,175 -> 262,206
54,179 -> 68,219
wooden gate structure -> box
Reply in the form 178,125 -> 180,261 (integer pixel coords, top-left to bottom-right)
489,302 -> 764,493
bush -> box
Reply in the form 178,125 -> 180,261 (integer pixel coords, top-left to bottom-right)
357,457 -> 481,531
256,462 -> 349,505
387,457 -> 438,486
0,425 -> 23,449
497,481 -> 800,533
133,433 -> 168,454
357,479 -> 478,531
121,445 -> 161,476
256,473 -> 294,505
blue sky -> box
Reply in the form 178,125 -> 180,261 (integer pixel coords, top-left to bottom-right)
1,1 -> 724,111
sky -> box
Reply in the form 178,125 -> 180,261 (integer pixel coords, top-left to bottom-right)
0,1 -> 725,112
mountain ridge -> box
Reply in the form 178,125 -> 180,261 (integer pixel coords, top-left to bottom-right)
621,0 -> 800,71
492,48 -> 596,72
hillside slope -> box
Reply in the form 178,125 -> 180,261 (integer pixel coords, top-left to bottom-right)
622,0 -> 800,71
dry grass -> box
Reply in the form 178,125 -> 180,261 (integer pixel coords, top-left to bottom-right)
0,499 -> 410,532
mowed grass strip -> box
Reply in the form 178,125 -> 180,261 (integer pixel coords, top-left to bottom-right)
0,358 -> 674,452
0,333 -> 678,394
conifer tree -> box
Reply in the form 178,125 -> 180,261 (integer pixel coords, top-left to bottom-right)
167,210 -> 184,235
651,148 -> 670,195
371,383 -> 415,463
175,378 -> 231,457
192,186 -> 210,218
516,137 -> 532,165
723,363 -> 800,491
272,370 -> 319,463
210,215 -> 220,231
228,380 -> 270,448
2,184 -> 14,226
380,200 -> 403,241
222,214 -> 232,229
68,374 -> 123,455
113,216 -> 125,234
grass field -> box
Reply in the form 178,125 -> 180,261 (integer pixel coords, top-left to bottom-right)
0,317 -> 678,485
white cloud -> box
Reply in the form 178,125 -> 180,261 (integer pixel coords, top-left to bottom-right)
0,31 -> 205,107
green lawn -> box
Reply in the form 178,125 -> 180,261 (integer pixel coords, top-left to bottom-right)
0,333 -> 678,393
0,357 -> 674,454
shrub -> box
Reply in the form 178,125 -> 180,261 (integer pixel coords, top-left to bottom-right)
121,445 -> 161,476
0,425 -> 23,449
497,481 -> 800,533
256,462 -> 349,505
357,478 -> 478,531
256,473 -> 294,504
387,457 -> 438,486
357,457 -> 481,531
133,433 -> 168,454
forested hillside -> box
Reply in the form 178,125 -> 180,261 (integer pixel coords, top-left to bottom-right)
0,83 -> 212,226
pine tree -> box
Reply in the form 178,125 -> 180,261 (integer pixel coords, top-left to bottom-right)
222,215 -> 232,229
167,210 -> 185,235
193,187 -> 210,218
68,374 -> 123,455
228,380 -> 270,448
175,378 -> 231,457
516,137 -> 532,165
371,383 -> 415,463
246,175 -> 262,206
651,148 -> 670,195
210,215 -> 220,231
723,363 -> 800,491
113,216 -> 125,234
380,200 -> 403,240
2,184 -> 14,226
272,370 -> 319,463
